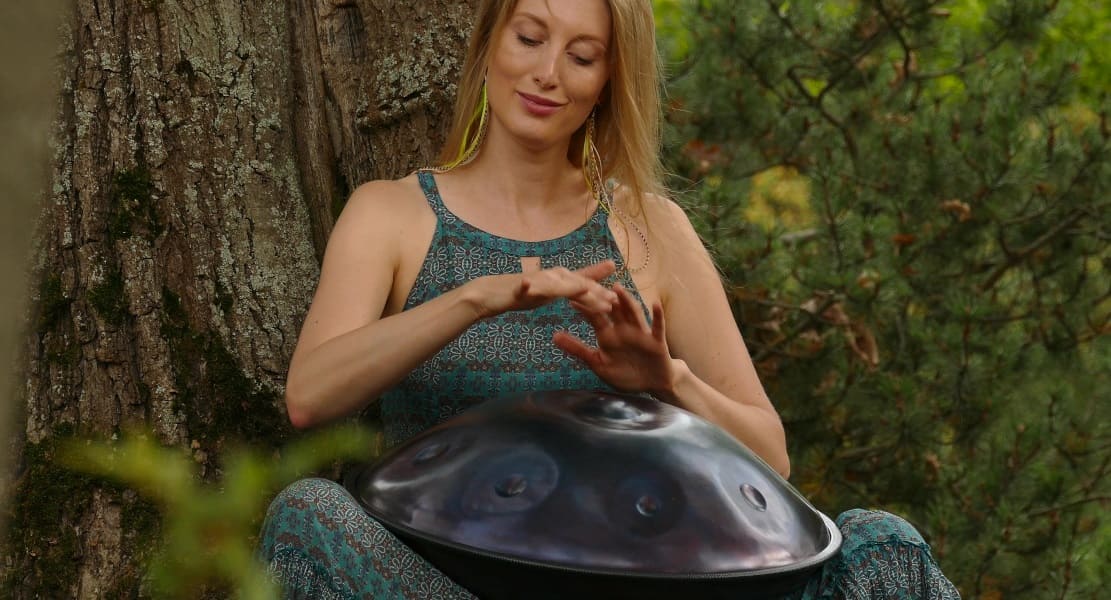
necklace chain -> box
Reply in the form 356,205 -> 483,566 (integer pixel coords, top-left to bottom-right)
603,190 -> 650,275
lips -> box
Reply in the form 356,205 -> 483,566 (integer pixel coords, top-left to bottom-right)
518,92 -> 566,116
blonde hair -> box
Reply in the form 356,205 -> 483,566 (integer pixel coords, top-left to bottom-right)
438,0 -> 666,214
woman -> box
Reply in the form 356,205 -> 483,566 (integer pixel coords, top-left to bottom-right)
260,0 -> 960,598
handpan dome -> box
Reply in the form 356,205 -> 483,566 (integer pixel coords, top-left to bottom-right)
346,390 -> 841,599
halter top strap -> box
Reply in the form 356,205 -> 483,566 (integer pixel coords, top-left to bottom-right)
380,169 -> 648,448
416,169 -> 609,257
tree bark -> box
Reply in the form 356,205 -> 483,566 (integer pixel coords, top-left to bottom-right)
2,0 -> 475,596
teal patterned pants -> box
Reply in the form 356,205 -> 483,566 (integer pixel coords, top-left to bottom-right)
259,478 -> 960,599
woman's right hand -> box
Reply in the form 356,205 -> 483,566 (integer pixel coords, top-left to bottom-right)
466,260 -> 619,319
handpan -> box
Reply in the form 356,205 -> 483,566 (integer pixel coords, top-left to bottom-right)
345,390 -> 841,599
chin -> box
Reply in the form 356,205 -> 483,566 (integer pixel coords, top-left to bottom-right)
506,124 -> 567,152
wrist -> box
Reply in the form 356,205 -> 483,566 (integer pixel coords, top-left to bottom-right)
652,358 -> 690,405
458,278 -> 493,321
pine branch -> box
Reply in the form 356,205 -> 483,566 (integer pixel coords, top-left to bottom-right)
1027,495 -> 1111,519
979,209 -> 1086,292
752,294 -> 840,362
873,0 -> 914,89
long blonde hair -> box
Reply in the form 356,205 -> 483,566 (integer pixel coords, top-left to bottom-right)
437,0 -> 666,214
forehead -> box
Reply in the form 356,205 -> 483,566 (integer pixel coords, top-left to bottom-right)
509,0 -> 612,43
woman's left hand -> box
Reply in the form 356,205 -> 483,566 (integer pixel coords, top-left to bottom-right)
553,285 -> 678,400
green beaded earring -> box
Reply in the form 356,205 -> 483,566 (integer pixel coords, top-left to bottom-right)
582,108 -> 610,212
435,83 -> 490,172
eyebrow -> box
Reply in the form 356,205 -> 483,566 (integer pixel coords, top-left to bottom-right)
513,11 -> 609,48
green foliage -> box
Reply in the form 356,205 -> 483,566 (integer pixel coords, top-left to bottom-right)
660,0 -> 1108,597
60,425 -> 378,599
653,0 -> 695,63
2,425 -> 161,599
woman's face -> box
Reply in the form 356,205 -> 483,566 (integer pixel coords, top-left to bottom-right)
486,0 -> 611,152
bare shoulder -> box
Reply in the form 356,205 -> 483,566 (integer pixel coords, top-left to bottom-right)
649,193 -> 699,239
341,174 -> 430,228
609,187 -> 712,303
612,188 -> 698,241
302,173 -> 434,351
615,188 -> 707,263
328,174 -> 433,252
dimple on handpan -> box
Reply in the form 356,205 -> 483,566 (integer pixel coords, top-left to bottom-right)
345,390 -> 842,600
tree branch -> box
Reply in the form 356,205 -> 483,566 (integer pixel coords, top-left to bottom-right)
979,210 -> 1086,292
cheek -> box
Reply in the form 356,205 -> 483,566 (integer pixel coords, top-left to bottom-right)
489,33 -> 537,79
567,69 -> 609,104
489,49 -> 519,80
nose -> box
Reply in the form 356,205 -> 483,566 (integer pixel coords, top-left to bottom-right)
532,46 -> 559,90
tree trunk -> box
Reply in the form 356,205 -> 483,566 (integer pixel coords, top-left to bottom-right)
2,0 -> 475,596
0,0 -> 66,549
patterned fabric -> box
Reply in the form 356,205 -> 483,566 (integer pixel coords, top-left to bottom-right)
259,171 -> 961,597
378,170 -> 644,447
261,479 -> 474,600
260,479 -> 960,599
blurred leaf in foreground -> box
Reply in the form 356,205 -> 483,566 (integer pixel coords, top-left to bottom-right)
60,425 -> 377,599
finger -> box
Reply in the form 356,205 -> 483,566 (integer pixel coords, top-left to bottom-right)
569,299 -> 613,331
534,267 -> 590,293
521,269 -> 579,302
651,301 -> 666,341
564,276 -> 618,311
613,285 -> 649,329
610,284 -> 638,323
574,260 -> 616,282
567,287 -> 617,313
553,331 -> 602,368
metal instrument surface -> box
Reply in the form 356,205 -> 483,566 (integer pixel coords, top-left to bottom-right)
346,390 -> 841,598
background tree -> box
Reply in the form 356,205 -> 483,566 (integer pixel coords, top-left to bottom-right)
661,0 -> 1108,597
7,0 -> 1108,598
2,1 -> 476,597
0,0 -> 66,544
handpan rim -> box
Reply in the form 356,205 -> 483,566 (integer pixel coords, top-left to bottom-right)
365,504 -> 843,581
348,390 -> 843,587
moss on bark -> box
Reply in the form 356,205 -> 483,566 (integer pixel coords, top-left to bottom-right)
36,274 -> 68,331
87,264 -> 127,327
160,287 -> 291,448
1,428 -> 160,600
107,168 -> 162,242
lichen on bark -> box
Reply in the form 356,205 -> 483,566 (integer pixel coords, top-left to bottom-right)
9,0 -> 476,595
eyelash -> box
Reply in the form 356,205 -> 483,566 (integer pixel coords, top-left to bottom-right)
516,35 -> 595,66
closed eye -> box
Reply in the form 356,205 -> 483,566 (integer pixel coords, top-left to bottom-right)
517,34 -> 541,47
570,54 -> 595,67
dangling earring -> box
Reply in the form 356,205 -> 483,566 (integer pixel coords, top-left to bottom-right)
582,107 -> 610,212
435,83 -> 490,172
585,108 -> 650,274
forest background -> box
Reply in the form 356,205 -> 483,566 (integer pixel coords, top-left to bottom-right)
0,0 -> 1107,598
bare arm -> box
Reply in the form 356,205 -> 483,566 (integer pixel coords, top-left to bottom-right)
285,179 -> 618,429
555,199 -> 790,477
654,201 -> 789,476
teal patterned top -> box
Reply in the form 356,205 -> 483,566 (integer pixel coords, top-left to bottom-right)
378,170 -> 645,447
